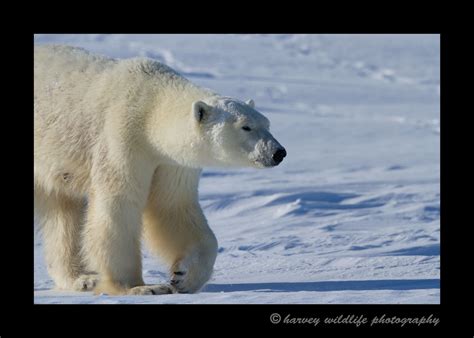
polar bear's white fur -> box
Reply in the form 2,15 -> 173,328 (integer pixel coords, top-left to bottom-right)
34,45 -> 286,295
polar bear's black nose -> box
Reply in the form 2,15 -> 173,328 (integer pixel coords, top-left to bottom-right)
272,148 -> 287,165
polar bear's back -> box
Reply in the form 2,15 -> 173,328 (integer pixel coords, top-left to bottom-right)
34,45 -> 117,126
34,44 -> 116,109
34,44 -> 115,78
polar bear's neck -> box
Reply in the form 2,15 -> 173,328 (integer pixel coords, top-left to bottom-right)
155,79 -> 217,121
145,78 -> 218,168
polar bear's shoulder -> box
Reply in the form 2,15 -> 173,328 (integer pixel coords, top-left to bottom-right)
118,56 -> 182,79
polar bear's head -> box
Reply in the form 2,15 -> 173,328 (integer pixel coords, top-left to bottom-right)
191,97 -> 286,168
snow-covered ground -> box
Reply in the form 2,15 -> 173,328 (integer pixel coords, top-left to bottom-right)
33,34 -> 440,304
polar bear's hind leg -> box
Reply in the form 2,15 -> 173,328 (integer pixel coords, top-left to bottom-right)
35,187 -> 97,291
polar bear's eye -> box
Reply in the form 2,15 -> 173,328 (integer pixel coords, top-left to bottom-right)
198,107 -> 205,122
242,126 -> 252,131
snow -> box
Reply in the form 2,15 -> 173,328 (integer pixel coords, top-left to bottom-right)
33,34 -> 440,304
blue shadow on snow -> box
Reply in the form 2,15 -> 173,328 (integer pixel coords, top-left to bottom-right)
384,244 -> 440,256
202,279 -> 439,293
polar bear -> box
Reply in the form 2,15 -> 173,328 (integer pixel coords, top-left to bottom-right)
34,44 -> 287,295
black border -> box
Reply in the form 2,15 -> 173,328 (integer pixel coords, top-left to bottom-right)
19,31 -> 450,333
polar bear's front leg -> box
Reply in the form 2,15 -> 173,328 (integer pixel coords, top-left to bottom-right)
144,204 -> 218,293
143,166 -> 218,294
82,191 -> 146,295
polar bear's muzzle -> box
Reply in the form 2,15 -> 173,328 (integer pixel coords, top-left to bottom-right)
249,137 -> 286,168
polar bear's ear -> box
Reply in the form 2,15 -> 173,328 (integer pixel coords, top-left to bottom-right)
193,101 -> 212,123
246,99 -> 255,109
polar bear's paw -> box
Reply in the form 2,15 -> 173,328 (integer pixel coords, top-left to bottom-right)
170,270 -> 190,293
169,253 -> 214,293
73,274 -> 99,291
128,284 -> 174,295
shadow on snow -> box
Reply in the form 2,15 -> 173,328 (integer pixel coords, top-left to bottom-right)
203,279 -> 439,293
